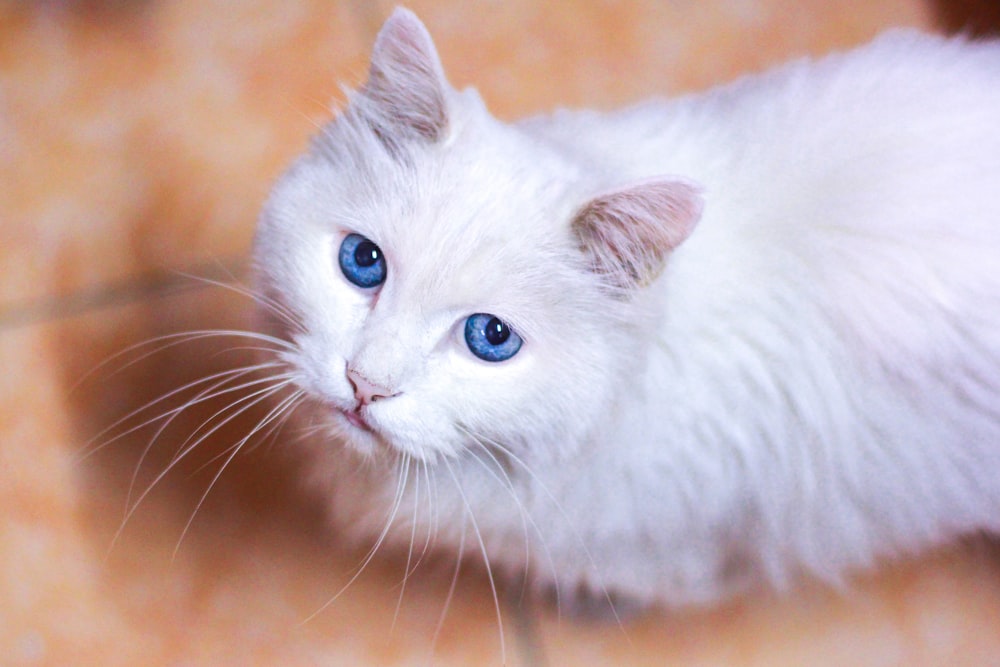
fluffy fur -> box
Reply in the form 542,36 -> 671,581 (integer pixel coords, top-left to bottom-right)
253,8 -> 1000,609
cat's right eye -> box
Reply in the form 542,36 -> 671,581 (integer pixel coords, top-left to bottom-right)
464,313 -> 523,362
338,233 -> 387,288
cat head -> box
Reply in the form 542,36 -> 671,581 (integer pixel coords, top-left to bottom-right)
253,8 -> 702,462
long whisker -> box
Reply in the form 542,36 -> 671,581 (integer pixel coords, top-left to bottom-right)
391,455 -> 421,632
459,426 -> 629,631
460,428 -> 561,611
301,451 -> 412,625
468,445 -> 531,571
392,458 -> 438,581
418,459 -> 438,567
85,363 -> 290,520
429,515 -> 466,663
172,387 -> 306,560
124,370 -> 295,513
107,379 -> 294,555
175,263 -> 288,321
72,328 -> 295,394
184,384 -> 306,477
192,387 -> 304,470
179,273 -> 305,336
80,361 -> 287,462
442,456 -> 506,667
160,373 -> 296,471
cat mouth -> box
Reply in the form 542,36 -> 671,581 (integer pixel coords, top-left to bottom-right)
340,407 -> 373,432
335,406 -> 398,453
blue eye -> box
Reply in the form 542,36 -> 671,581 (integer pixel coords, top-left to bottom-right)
338,233 -> 386,288
464,313 -> 523,362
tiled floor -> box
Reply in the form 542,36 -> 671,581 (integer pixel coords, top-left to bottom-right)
4,1 -> 1000,665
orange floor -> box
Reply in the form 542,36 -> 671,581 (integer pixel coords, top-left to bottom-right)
4,1 -> 1000,665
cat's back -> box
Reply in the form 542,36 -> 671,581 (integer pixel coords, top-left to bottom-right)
525,29 -> 1000,243
718,29 -> 1000,240
525,26 -> 1000,471
533,31 -> 1000,589
525,29 -> 1000,329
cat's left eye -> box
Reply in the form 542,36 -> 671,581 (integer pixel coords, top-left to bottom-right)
464,313 -> 523,362
339,233 -> 387,288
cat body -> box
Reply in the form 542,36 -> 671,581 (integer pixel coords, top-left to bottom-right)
254,9 -> 1000,608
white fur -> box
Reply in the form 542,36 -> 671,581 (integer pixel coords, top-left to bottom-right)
253,9 -> 1000,609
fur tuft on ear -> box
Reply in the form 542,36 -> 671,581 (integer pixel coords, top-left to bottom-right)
360,8 -> 450,144
573,178 -> 703,291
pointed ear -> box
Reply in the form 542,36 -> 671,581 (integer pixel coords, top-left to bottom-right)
359,8 -> 450,143
572,179 -> 703,291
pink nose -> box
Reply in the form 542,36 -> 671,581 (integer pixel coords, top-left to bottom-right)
346,367 -> 394,406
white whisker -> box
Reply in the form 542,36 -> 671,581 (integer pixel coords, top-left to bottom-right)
73,328 -> 295,394
80,362 -> 287,463
458,425 -> 627,629
442,456 -> 506,666
429,509 -> 466,662
418,459 -> 438,565
190,387 -> 305,475
172,387 -> 307,559
391,455 -> 421,632
301,451 -> 411,625
124,370 -> 295,513
236,387 -> 304,457
178,272 -> 305,336
107,379 -> 295,556
160,373 -> 296,470
459,427 -> 561,612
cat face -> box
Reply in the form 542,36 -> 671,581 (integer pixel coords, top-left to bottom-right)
253,9 -> 701,463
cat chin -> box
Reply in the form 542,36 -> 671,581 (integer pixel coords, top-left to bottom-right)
339,429 -> 385,459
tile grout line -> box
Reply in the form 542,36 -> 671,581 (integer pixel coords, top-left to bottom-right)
0,256 -> 249,331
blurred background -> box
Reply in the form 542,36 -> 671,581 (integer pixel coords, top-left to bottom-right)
2,1 -> 1000,664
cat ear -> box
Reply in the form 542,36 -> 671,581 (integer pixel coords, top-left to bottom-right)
572,178 -> 703,291
359,8 -> 450,143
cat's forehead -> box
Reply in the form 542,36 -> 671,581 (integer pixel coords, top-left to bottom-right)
346,136 -> 580,296
377,171 -> 570,312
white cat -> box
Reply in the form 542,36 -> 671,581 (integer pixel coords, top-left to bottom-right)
252,8 -> 1000,610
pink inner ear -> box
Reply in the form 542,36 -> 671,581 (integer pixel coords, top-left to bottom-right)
573,178 -> 703,289
361,8 -> 450,142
